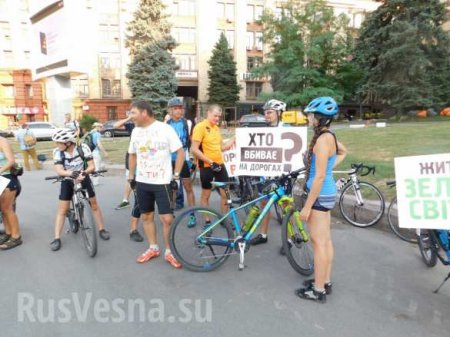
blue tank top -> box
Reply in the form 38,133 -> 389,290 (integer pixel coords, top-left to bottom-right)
0,151 -> 10,175
306,153 -> 337,196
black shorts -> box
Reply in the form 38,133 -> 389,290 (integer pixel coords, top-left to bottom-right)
171,161 -> 190,179
2,174 -> 20,192
136,182 -> 172,215
200,164 -> 229,189
131,191 -> 141,218
59,176 -> 95,201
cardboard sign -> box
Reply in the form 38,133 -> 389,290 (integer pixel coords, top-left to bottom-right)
395,153 -> 450,229
234,127 -> 307,177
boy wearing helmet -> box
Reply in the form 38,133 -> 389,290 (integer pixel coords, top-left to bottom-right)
295,97 -> 347,303
249,99 -> 287,245
50,129 -> 110,251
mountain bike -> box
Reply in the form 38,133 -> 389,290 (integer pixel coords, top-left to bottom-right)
385,180 -> 418,243
45,170 -> 107,257
417,228 -> 450,293
334,163 -> 385,228
169,168 -> 313,274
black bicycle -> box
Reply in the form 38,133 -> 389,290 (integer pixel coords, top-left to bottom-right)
45,170 -> 107,257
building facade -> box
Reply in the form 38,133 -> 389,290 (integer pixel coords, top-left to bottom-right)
3,0 -> 382,125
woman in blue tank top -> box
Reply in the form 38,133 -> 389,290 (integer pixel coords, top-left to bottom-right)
0,136 -> 22,250
295,97 -> 347,303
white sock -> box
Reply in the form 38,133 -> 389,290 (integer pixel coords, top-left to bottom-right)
123,199 -> 128,203
261,233 -> 267,239
165,249 -> 171,255
150,244 -> 159,250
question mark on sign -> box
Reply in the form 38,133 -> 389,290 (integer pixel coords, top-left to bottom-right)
281,132 -> 302,172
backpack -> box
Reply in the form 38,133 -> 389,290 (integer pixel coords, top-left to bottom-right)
82,132 -> 96,151
59,146 -> 87,170
167,118 -> 193,150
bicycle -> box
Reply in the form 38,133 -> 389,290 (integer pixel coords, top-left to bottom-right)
334,163 -> 385,228
169,168 -> 314,274
45,170 -> 107,257
385,181 -> 418,243
417,228 -> 450,293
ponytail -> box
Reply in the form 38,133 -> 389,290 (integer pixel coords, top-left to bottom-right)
304,126 -> 322,187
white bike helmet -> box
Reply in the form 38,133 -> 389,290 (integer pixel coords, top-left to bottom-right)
263,99 -> 287,113
52,128 -> 77,143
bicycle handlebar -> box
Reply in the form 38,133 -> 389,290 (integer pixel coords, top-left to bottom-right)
350,163 -> 375,177
45,170 -> 108,181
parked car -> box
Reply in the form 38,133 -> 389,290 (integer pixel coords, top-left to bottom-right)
0,129 -> 14,138
14,122 -> 58,140
239,113 -> 268,127
100,120 -> 133,138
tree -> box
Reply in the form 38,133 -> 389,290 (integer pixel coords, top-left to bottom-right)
125,0 -> 171,57
354,0 -> 450,115
207,33 -> 241,108
126,37 -> 178,117
255,0 -> 358,107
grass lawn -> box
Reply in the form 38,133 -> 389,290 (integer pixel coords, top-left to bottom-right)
9,120 -> 449,198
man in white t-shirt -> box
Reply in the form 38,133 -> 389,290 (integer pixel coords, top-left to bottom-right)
128,100 -> 185,269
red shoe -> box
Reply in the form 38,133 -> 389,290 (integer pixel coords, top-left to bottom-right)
137,248 -> 160,263
165,252 -> 182,269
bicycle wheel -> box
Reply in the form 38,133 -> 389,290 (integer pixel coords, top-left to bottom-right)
387,197 -> 417,243
78,199 -> 97,257
281,208 -> 314,276
274,202 -> 283,224
339,181 -> 385,227
170,207 -> 234,272
67,208 -> 79,234
418,230 -> 437,267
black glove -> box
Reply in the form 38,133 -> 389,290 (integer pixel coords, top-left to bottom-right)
128,178 -> 136,190
170,179 -> 179,191
70,171 -> 81,179
210,162 -> 222,172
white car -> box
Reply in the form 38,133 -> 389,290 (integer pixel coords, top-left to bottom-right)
16,122 -> 58,140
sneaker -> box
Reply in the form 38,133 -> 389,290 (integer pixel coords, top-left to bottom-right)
130,230 -> 144,242
187,214 -> 197,228
250,234 -> 268,245
165,252 -> 182,269
137,248 -> 160,263
50,238 -> 61,251
115,201 -> 130,210
99,229 -> 110,240
303,279 -> 333,295
295,287 -> 327,303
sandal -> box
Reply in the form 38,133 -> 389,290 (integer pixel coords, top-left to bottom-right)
0,233 -> 11,245
0,236 -> 22,250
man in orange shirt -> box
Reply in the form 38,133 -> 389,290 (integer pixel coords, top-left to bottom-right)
191,104 -> 234,214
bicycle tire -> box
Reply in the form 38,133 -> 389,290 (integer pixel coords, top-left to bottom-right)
169,206 -> 234,272
387,197 -> 417,243
339,181 -> 385,227
78,199 -> 97,257
67,208 -> 79,234
418,230 -> 437,267
281,208 -> 314,276
274,202 -> 283,224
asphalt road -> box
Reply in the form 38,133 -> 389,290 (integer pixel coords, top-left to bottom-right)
0,169 -> 449,337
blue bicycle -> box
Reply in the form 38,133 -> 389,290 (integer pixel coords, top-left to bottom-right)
169,168 -> 314,273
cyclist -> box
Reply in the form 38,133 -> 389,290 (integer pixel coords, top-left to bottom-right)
295,97 -> 347,303
127,100 -> 185,268
50,129 -> 110,251
250,99 -> 287,245
166,97 -> 196,219
191,104 -> 235,215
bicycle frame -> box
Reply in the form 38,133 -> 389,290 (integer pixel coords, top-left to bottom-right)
197,185 -> 287,247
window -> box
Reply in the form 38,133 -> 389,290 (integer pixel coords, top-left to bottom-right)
101,79 -> 111,96
2,85 -> 14,98
98,0 -> 119,24
246,5 -> 254,23
172,27 -> 196,44
102,79 -> 121,97
353,13 -> 364,28
24,51 -> 30,65
173,0 -> 195,16
3,50 -> 13,67
99,24 -> 120,51
0,21 -> 12,49
217,2 -> 234,21
175,54 -> 196,70
255,6 -> 263,21
246,32 -> 254,50
247,56 -> 262,71
71,76 -> 89,97
107,106 -> 117,120
246,82 -> 262,99
100,54 -> 121,70
26,85 -> 33,98
255,32 -> 263,50
112,80 -> 121,97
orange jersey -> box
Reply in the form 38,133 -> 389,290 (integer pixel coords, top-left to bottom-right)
192,120 -> 224,167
